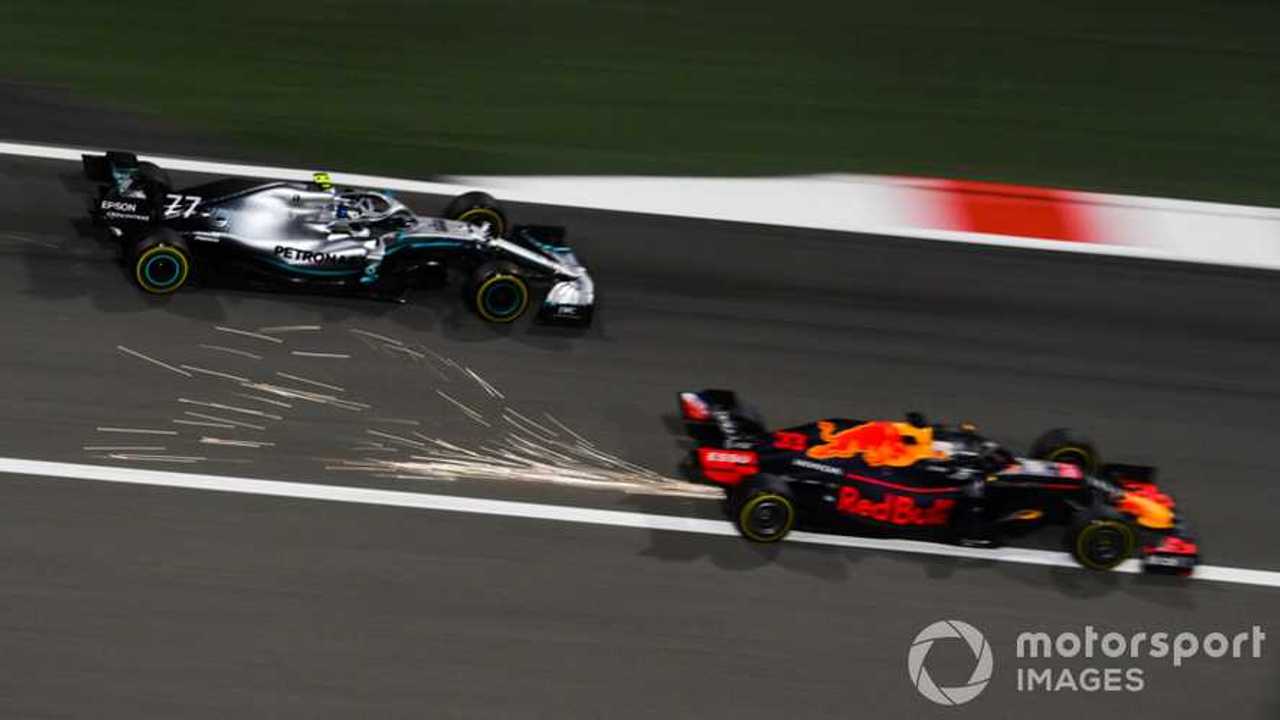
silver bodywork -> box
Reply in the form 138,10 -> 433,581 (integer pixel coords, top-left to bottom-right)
85,151 -> 596,321
188,186 -> 592,311
190,187 -> 378,268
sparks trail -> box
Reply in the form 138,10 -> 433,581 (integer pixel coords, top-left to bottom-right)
290,351 -> 351,359
178,398 -> 283,421
89,326 -> 378,465
370,417 -> 422,426
94,326 -> 696,497
259,325 -> 322,334
384,345 -> 425,360
97,427 -> 179,435
436,390 -> 490,427
182,411 -> 266,431
348,328 -> 405,346
366,429 -> 428,449
173,419 -> 237,429
214,326 -> 284,344
244,381 -> 368,411
234,393 -> 294,409
362,338 -> 452,381
199,344 -> 263,360
544,413 -> 591,446
117,346 -> 192,378
322,340 -> 710,497
382,343 -> 453,382
181,365 -> 250,383
200,437 -> 276,448
339,408 -> 714,497
0,232 -> 60,249
275,371 -> 345,392
465,367 -> 505,399
335,432 -> 716,497
503,407 -> 556,438
98,453 -> 207,464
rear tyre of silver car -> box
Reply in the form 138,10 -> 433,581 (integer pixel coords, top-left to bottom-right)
444,191 -> 508,238
130,228 -> 191,295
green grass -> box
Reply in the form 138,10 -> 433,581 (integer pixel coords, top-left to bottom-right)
5,1 -> 1279,204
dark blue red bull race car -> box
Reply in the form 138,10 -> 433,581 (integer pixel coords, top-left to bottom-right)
677,389 -> 1199,573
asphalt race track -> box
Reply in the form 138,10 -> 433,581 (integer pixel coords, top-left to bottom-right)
1,153 -> 1278,718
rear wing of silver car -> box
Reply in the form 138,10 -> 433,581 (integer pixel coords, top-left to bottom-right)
82,151 -> 171,234
82,150 -> 139,185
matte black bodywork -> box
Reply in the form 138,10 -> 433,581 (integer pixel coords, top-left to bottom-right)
677,389 -> 1200,572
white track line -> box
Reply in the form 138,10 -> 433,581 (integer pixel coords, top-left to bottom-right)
6,139 -> 1280,272
0,140 -> 469,197
0,456 -> 1274,589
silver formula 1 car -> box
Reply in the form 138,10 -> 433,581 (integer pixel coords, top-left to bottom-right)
82,151 -> 595,324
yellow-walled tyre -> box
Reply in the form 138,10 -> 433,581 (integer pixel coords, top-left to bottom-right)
1069,515 -> 1136,570
734,481 -> 796,543
470,263 -> 529,323
1030,428 -> 1100,474
444,191 -> 507,238
131,230 -> 191,295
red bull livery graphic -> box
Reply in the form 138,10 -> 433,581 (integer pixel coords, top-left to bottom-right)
806,420 -> 947,467
836,486 -> 956,526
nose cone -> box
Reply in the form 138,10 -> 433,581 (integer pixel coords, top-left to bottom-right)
1119,492 -> 1175,529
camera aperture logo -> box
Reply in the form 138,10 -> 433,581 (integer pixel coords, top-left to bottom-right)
908,620 -> 994,706
909,620 -> 1266,705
